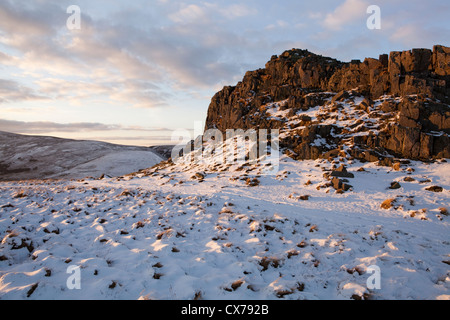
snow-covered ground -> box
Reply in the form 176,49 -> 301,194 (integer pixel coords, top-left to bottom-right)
0,131 -> 164,181
0,153 -> 448,300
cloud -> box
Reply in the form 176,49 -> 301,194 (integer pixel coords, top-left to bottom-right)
0,118 -> 173,134
219,4 -> 257,19
168,4 -> 208,23
0,0 -> 58,35
33,77 -> 170,108
0,79 -> 47,103
0,1 -> 257,109
388,24 -> 450,49
322,0 -> 369,30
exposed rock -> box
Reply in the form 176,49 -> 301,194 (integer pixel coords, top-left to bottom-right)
330,165 -> 355,178
425,186 -> 443,192
204,45 -> 450,163
331,177 -> 352,192
389,182 -> 401,189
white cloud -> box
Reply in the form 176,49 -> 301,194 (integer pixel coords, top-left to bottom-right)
0,118 -> 173,134
389,23 -> 450,49
0,79 -> 47,103
168,4 -> 207,23
220,4 -> 257,19
323,0 -> 369,30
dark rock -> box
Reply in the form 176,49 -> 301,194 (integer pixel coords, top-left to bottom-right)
331,90 -> 350,103
425,186 -> 443,192
330,165 -> 355,178
331,177 -> 352,191
389,182 -> 401,189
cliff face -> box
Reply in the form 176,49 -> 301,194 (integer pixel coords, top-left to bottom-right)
205,45 -> 450,162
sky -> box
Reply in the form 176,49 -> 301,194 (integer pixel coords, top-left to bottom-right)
0,0 -> 449,146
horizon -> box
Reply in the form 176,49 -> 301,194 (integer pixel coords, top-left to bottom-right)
0,0 -> 449,146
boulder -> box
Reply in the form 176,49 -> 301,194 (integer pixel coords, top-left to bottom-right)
330,165 -> 355,178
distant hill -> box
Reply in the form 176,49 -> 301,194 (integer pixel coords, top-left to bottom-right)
0,131 -> 165,181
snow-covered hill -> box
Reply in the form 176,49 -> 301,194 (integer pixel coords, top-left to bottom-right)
0,131 -> 164,181
0,133 -> 448,299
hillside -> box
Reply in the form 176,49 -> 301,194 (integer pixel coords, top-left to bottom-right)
0,145 -> 448,300
0,46 -> 449,300
0,131 -> 165,181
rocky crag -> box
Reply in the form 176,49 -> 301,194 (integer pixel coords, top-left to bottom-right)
205,45 -> 450,164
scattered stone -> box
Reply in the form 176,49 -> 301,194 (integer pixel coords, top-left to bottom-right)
331,90 -> 350,103
298,114 -> 312,122
425,186 -> 443,192
389,182 -> 401,189
330,165 -> 354,178
259,257 -> 281,271
287,250 -> 299,259
276,289 -> 295,298
231,279 -> 244,291
246,178 -> 260,187
153,273 -> 163,280
331,177 -> 352,191
195,172 -> 205,180
438,207 -> 448,216
26,283 -> 38,298
297,240 -> 308,248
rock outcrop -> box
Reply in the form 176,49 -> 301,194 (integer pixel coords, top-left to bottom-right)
205,45 -> 450,162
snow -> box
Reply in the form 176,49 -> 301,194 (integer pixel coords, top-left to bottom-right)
264,100 -> 290,120
49,151 -> 164,179
0,131 -> 164,181
0,93 -> 448,300
0,152 -> 448,300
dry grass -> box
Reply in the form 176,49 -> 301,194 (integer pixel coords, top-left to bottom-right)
231,279 -> 245,291
259,256 -> 282,271
276,289 -> 294,298
119,190 -> 134,197
13,190 -> 28,199
153,273 -> 163,280
246,178 -> 260,187
381,198 -> 396,210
